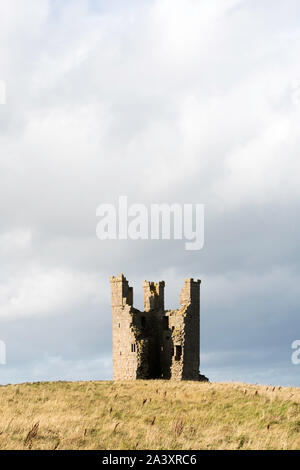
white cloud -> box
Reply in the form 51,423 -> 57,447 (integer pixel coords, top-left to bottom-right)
0,228 -> 32,255
0,266 -> 104,320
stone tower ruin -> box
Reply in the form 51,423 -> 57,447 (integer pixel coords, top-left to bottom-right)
110,274 -> 207,381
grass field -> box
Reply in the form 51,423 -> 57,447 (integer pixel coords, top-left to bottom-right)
1,380 -> 300,450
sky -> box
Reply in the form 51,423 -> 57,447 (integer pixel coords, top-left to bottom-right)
1,0 -> 300,386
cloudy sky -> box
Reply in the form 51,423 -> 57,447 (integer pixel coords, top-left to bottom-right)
1,0 -> 300,386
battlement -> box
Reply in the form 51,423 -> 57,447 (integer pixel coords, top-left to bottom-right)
110,274 -> 207,382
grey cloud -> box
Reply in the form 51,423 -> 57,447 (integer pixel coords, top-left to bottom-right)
1,0 -> 300,385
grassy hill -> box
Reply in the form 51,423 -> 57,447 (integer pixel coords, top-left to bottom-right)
1,380 -> 300,450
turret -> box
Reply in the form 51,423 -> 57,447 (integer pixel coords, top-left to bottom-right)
179,278 -> 201,312
110,273 -> 133,307
143,280 -> 165,311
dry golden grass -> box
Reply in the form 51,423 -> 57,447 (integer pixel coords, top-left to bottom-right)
1,380 -> 300,450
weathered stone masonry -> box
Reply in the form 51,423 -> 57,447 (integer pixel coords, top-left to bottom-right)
110,274 -> 208,381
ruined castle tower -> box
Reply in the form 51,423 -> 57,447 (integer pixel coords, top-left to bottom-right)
110,274 -> 207,381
